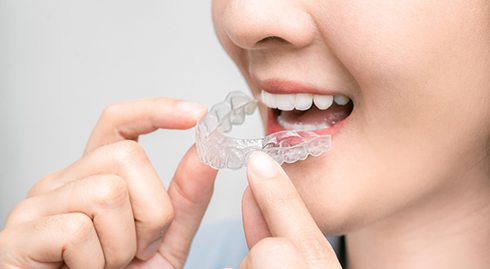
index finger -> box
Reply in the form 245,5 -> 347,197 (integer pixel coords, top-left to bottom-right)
246,151 -> 341,269
85,97 -> 207,154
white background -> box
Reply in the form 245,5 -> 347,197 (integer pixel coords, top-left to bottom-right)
0,0 -> 262,227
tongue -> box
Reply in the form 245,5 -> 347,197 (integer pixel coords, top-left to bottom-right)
280,103 -> 352,128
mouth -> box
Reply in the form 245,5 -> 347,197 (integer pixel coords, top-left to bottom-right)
260,81 -> 354,136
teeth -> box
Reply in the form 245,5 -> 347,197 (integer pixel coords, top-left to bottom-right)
333,95 -> 350,105
277,114 -> 330,131
313,95 -> 334,110
261,91 -> 276,109
275,94 -> 295,111
295,94 -> 313,111
261,90 -> 350,110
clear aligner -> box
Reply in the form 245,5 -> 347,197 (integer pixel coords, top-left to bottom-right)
196,91 -> 332,169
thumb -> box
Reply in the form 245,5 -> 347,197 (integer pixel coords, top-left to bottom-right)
240,237 -> 307,269
246,151 -> 342,269
242,186 -> 271,248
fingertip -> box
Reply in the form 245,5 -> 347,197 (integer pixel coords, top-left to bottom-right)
175,100 -> 208,121
247,151 -> 280,181
186,145 -> 218,175
150,99 -> 208,130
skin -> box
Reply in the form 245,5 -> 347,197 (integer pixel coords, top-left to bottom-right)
0,99 -> 220,269
1,0 -> 489,268
211,0 -> 490,268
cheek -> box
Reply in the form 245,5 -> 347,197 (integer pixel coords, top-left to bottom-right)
317,1 -> 486,99
286,1 -> 490,232
316,0 -> 489,171
284,133 -> 465,234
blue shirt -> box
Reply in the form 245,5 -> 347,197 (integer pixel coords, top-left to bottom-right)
186,218 -> 344,269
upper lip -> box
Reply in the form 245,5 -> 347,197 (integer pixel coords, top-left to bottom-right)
255,78 -> 348,97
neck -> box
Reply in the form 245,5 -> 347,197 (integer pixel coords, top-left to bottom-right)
346,161 -> 490,269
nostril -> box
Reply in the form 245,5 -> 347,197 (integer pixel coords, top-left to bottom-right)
220,0 -> 317,50
256,36 -> 288,45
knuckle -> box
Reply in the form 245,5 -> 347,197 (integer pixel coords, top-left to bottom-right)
146,205 -> 175,235
4,197 -> 38,227
105,247 -> 135,269
4,205 -> 26,228
31,214 -> 95,245
112,140 -> 148,165
100,102 -> 124,123
91,175 -> 129,208
38,169 -> 62,184
59,213 -> 95,243
27,169 -> 64,197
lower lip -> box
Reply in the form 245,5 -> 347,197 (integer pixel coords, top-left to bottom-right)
266,108 -> 349,136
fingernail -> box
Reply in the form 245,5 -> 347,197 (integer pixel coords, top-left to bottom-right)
142,238 -> 162,260
248,151 -> 279,179
176,101 -> 208,118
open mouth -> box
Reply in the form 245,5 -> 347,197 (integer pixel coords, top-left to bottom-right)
262,90 -> 354,135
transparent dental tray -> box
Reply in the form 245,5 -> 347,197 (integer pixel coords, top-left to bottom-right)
196,91 -> 332,170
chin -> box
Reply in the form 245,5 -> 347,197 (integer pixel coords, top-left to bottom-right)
280,155 -> 362,235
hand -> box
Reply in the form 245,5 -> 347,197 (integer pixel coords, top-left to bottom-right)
240,152 -> 342,269
0,98 -> 217,269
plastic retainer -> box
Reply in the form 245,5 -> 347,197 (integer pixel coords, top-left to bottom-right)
196,91 -> 332,169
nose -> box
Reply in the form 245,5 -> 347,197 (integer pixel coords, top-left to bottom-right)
222,0 -> 316,50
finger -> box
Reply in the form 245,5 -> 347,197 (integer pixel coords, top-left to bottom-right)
0,213 -> 104,269
29,140 -> 174,260
246,151 -> 341,269
6,175 -> 136,268
85,97 -> 207,154
157,145 -> 218,268
242,186 -> 271,248
240,237 -> 306,269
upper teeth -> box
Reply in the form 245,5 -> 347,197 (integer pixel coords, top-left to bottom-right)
261,90 -> 350,111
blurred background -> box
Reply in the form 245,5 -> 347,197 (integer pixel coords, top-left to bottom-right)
0,0 -> 262,230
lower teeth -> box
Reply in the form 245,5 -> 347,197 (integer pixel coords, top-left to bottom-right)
277,114 -> 331,131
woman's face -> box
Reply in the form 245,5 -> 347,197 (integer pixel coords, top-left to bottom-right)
212,0 -> 490,233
